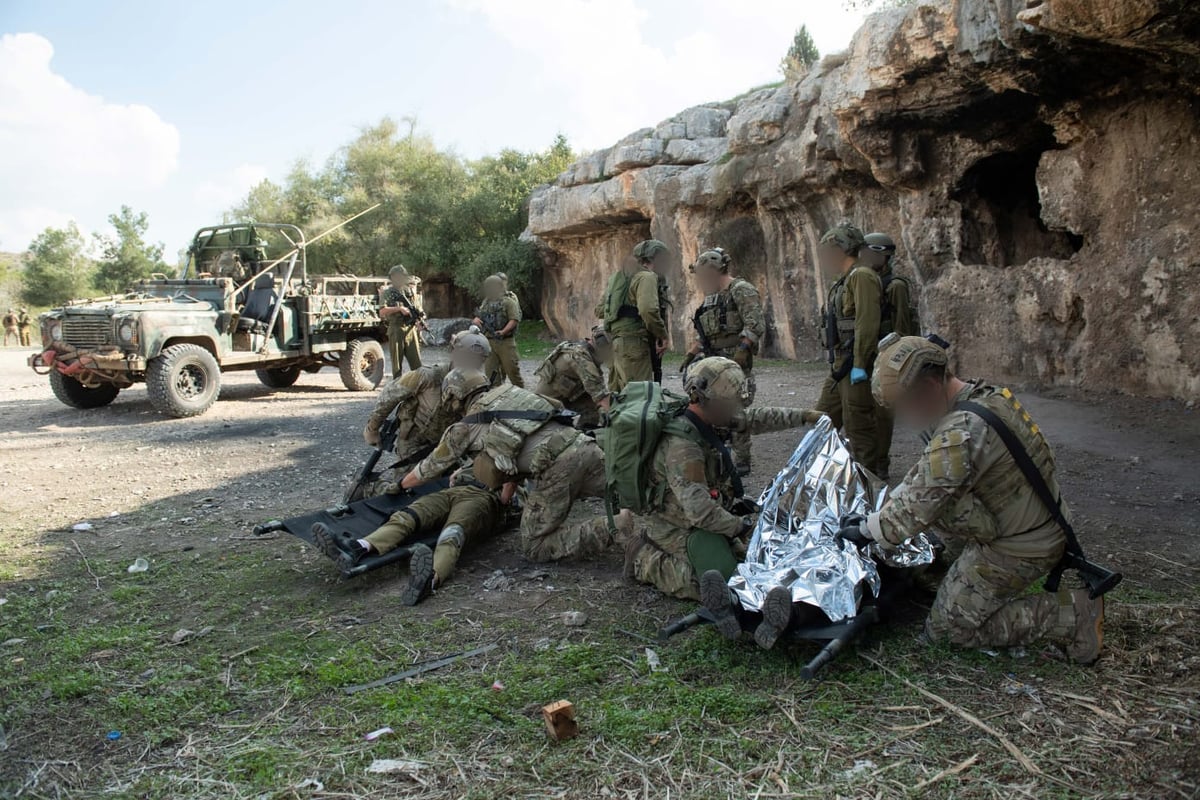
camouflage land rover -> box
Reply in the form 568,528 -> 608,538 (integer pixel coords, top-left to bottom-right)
29,223 -> 391,418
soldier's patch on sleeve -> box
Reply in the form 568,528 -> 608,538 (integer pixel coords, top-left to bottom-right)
924,429 -> 972,485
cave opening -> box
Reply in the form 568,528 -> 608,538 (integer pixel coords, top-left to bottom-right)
954,149 -> 1083,267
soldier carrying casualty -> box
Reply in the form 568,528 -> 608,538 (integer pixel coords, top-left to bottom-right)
615,357 -> 822,601
2,308 -> 18,347
860,232 -> 919,479
681,247 -> 766,475
835,335 -> 1110,664
311,478 -> 516,606
814,224 -> 882,473
397,369 -> 612,563
473,275 -> 524,387
379,264 -> 426,379
532,326 -> 614,429
17,308 -> 33,347
597,239 -> 670,393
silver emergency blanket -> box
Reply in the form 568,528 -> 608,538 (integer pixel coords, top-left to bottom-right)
728,416 -> 936,621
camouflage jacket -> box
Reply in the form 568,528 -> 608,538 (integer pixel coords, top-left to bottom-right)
413,384 -> 576,482
650,407 -> 818,536
869,382 -> 1069,560
366,365 -> 449,456
476,296 -> 522,338
693,277 -> 766,352
380,285 -> 424,332
597,268 -> 668,341
825,264 -> 882,370
533,341 -> 608,405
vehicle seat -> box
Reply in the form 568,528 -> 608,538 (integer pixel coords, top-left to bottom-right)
238,275 -> 278,334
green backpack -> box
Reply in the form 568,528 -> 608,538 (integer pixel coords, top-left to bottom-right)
596,381 -> 690,518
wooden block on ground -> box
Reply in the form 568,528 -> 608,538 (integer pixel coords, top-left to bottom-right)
542,700 -> 579,741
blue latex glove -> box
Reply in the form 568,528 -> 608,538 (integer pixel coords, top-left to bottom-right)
850,367 -> 868,384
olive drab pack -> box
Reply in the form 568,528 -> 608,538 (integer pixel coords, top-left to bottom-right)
601,271 -> 637,325
879,273 -> 921,338
596,381 -> 692,518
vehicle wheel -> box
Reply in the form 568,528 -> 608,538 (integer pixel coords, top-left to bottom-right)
339,338 -> 385,392
146,344 -> 221,417
256,366 -> 301,388
49,370 -> 120,409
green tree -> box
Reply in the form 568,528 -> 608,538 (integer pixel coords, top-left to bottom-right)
781,25 -> 820,80
22,223 -> 93,306
94,206 -> 167,293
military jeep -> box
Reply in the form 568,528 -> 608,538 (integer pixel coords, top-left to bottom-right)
29,223 -> 389,418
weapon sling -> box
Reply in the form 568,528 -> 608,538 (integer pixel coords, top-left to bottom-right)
955,400 -> 1122,598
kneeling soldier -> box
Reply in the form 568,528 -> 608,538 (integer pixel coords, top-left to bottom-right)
532,327 -> 613,429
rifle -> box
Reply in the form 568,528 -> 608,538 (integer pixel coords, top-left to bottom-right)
346,413 -> 401,503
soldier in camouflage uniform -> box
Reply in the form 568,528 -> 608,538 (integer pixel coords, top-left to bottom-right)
474,275 -> 524,387
597,240 -> 670,393
17,308 -> 32,347
399,369 -> 612,562
814,224 -> 882,473
623,357 -> 822,601
860,232 -> 918,479
682,247 -> 766,474
836,335 -> 1105,663
311,480 -> 513,605
379,265 -> 425,379
2,309 -> 17,347
532,327 -> 613,429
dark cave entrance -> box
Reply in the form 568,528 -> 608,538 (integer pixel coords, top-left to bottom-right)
953,149 -> 1083,267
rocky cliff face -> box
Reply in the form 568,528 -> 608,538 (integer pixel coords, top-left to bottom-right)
526,0 -> 1200,400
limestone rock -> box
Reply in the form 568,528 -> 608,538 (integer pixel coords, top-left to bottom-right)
604,137 -> 666,175
682,106 -> 731,139
665,137 -> 727,165
727,88 -> 790,153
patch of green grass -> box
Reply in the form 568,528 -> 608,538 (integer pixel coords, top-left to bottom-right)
515,319 -> 555,361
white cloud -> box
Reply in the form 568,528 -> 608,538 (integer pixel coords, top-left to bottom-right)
0,33 -> 180,249
193,163 -> 270,214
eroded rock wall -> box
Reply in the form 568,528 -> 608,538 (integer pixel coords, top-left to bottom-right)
526,0 -> 1200,399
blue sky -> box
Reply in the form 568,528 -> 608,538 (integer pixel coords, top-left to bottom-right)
0,0 -> 865,256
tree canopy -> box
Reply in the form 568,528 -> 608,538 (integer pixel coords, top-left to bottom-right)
781,25 -> 821,80
21,223 -> 93,307
93,206 -> 167,294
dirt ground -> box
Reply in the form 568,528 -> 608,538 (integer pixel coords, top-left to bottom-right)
0,343 -> 1197,799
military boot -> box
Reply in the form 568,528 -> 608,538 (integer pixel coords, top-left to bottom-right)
754,586 -> 793,650
310,523 -> 369,570
700,569 -> 742,640
1067,592 -> 1104,665
401,544 -> 435,606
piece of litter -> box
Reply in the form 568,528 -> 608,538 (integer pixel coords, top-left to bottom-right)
170,629 -> 195,644
364,726 -> 393,741
366,758 -> 427,775
127,558 -> 149,574
294,779 -> 324,791
843,759 -> 876,778
106,731 -> 122,741
491,680 -> 505,692
645,647 -> 667,673
72,522 -> 94,532
561,611 -> 588,627
542,700 -> 579,741
107,512 -> 120,518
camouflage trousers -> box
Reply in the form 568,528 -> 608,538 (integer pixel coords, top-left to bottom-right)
608,335 -> 653,393
365,486 -> 505,581
623,518 -> 742,601
485,336 -> 524,387
520,438 -> 610,561
18,327 -> 31,347
926,541 -> 1077,649
387,324 -> 422,378
815,356 -> 879,472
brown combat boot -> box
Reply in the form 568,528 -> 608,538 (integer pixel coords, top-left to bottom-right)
754,586 -> 793,650
402,544 -> 435,606
1067,592 -> 1104,665
700,569 -> 742,640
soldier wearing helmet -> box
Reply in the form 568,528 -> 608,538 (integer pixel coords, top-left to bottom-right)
379,264 -> 426,379
620,357 -> 822,604
17,307 -> 33,347
2,308 -> 17,347
860,231 -> 919,479
814,223 -> 882,473
683,246 -> 766,474
596,239 -> 671,392
473,275 -> 524,387
836,334 -> 1106,664
532,326 -> 614,429
396,368 -> 613,563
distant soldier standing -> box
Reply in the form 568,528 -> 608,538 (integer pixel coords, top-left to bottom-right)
533,327 -> 614,429
860,232 -> 918,479
17,308 -> 33,347
2,309 -> 17,347
473,275 -> 524,387
682,248 -> 766,474
378,265 -> 425,379
814,224 -> 882,472
597,239 -> 670,393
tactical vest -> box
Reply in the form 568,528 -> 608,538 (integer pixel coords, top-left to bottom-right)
477,298 -> 510,336
469,385 -> 570,476
693,278 -> 752,351
382,286 -> 419,330
534,341 -> 595,403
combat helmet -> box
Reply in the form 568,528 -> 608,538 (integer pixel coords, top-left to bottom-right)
632,239 -> 669,263
481,275 -> 504,300
872,334 -> 950,409
819,224 -> 866,256
684,356 -> 748,407
441,368 -> 491,412
388,264 -> 410,279
862,232 -> 896,269
450,326 -> 492,369
691,247 -> 732,274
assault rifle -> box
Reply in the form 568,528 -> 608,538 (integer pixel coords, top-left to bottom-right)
345,413 -> 401,503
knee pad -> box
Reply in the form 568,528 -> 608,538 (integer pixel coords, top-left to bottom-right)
437,523 -> 466,549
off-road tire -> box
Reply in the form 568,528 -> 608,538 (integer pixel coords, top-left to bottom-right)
146,344 -> 221,417
339,338 -> 385,392
49,370 -> 120,409
256,366 -> 301,388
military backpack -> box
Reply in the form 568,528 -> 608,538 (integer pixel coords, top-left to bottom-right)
596,381 -> 692,519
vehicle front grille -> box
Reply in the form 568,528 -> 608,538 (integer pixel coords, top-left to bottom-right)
62,316 -> 112,348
